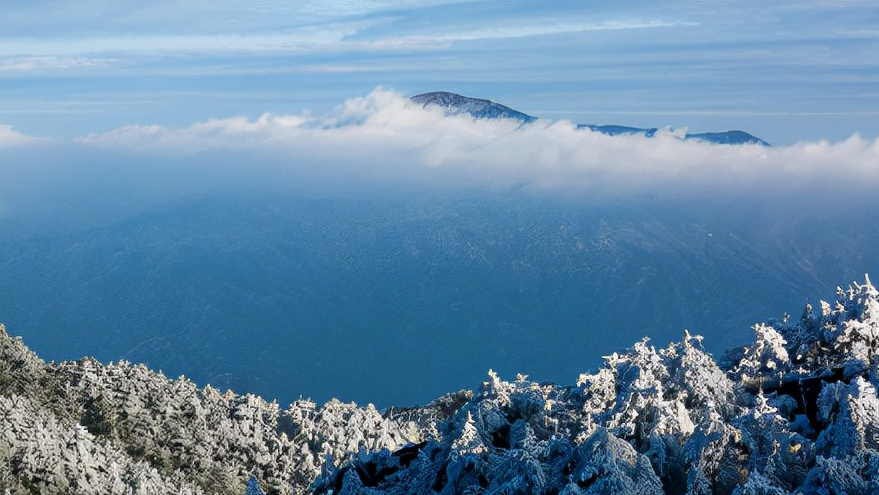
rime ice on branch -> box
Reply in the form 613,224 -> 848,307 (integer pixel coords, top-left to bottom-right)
1,277 -> 878,494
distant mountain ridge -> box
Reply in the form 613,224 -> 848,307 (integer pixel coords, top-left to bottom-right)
411,91 -> 769,145
579,124 -> 770,146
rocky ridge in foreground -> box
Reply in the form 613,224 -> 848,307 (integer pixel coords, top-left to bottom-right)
1,277 -> 878,494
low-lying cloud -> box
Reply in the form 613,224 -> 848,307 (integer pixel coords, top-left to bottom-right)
2,89 -> 878,203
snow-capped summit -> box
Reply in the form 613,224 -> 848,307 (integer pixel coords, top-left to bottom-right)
410,91 -> 537,123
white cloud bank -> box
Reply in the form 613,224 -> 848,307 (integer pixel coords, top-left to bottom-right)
3,89 -> 878,201
0,124 -> 44,146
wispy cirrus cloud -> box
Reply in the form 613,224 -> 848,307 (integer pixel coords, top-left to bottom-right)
361,18 -> 692,42
0,24 -> 372,58
0,56 -> 117,72
0,18 -> 691,62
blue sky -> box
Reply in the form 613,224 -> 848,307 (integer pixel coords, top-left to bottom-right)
1,0 -> 878,144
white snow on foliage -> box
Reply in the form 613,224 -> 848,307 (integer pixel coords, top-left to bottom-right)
1,277 -> 878,494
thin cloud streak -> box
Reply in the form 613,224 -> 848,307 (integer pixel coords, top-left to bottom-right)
0,56 -> 117,72
0,26 -> 368,58
355,19 -> 696,47
0,19 -> 690,61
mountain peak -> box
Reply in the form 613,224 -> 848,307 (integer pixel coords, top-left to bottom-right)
411,91 -> 537,124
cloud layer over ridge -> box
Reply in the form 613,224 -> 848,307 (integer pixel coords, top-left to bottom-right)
2,89 -> 877,205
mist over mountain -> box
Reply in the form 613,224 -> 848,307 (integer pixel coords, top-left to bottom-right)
0,89 -> 877,408
0,189 -> 876,408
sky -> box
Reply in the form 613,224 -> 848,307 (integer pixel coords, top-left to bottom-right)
1,0 -> 878,145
